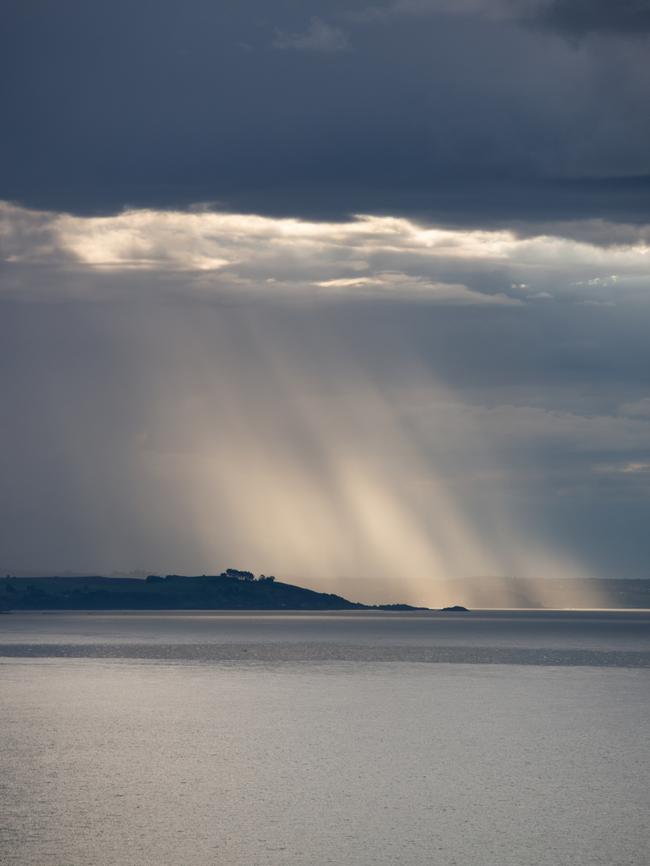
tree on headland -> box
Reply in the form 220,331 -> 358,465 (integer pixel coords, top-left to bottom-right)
225,568 -> 255,581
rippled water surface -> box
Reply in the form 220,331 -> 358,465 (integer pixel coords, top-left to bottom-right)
1,611 -> 649,865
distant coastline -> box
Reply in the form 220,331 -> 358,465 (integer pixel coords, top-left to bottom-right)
0,571 -> 426,612
1,572 -> 649,612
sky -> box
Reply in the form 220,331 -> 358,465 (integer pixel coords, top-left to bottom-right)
1,1 -> 649,601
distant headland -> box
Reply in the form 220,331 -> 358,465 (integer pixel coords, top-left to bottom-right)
3,571 -> 649,612
0,570 -> 429,612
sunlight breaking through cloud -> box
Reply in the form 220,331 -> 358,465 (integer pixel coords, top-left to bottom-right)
2,202 -> 649,306
2,201 -> 650,602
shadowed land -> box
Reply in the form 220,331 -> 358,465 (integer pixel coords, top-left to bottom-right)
1,572 -> 649,611
0,571 -> 424,612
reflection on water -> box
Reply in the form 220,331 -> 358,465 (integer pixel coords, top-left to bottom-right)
1,612 -> 649,866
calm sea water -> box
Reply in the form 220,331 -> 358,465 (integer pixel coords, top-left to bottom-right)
1,611 -> 649,866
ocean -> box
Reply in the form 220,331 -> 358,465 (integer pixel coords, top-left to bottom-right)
1,610 -> 648,865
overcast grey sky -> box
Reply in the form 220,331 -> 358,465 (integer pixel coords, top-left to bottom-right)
1,2 -> 649,596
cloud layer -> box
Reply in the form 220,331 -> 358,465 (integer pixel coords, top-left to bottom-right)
1,1 -> 649,222
2,202 -> 649,306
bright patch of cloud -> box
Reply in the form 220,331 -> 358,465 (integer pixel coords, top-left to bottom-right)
1,201 -> 649,306
315,272 -> 518,304
620,461 -> 650,474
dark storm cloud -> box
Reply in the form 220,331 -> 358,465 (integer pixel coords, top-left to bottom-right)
353,0 -> 650,35
273,16 -> 350,52
1,1 -> 649,226
531,0 -> 650,37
